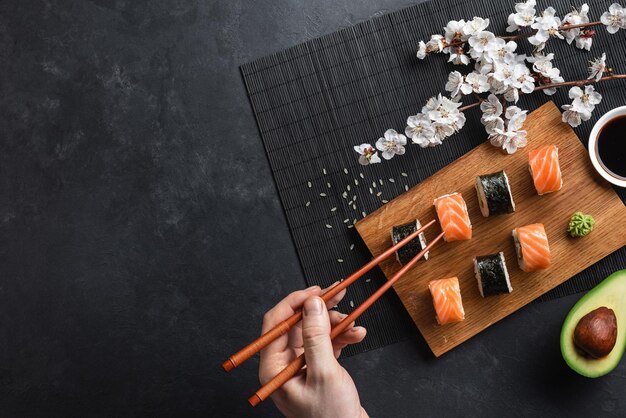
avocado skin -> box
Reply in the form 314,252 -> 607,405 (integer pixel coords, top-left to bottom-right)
560,269 -> 626,378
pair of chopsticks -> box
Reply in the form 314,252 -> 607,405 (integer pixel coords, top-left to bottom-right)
222,219 -> 444,407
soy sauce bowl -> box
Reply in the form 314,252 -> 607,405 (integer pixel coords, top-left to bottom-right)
588,106 -> 626,188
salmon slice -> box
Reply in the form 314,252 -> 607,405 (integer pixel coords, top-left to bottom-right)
429,277 -> 465,325
434,193 -> 472,242
528,145 -> 562,195
512,223 -> 551,272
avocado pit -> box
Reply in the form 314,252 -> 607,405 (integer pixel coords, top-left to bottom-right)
573,307 -> 618,359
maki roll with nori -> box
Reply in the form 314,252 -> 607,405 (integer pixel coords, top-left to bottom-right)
390,219 -> 429,266
475,170 -> 515,217
474,252 -> 512,297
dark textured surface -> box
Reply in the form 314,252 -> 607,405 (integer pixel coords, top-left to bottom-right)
241,0 -> 626,356
0,0 -> 625,417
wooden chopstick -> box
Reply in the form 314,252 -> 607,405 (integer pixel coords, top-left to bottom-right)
222,218 -> 437,372
248,230 -> 445,407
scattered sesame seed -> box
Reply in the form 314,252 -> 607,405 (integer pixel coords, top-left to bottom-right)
307,181 -> 312,188
343,218 -> 350,223
359,173 -> 364,179
372,182 -> 377,188
325,224 -> 332,228
362,211 -> 367,217
342,191 -> 348,199
401,172 -> 408,177
348,200 -> 353,205
369,188 -> 373,194
320,193 -> 327,197
389,178 -> 395,183
376,191 -> 382,197
347,224 -> 354,228
382,199 -> 388,203
343,168 -> 349,174
405,185 -> 409,191
352,204 -> 357,210
354,179 -> 359,186
325,182 -> 330,188
323,168 -> 327,175
353,219 -> 357,224
347,185 -> 351,191
305,201 -> 311,207
352,195 -> 357,201
331,207 -> 337,212
337,258 -> 344,263
349,300 -> 354,308
350,244 -> 354,250
366,278 -> 371,283
379,179 -> 383,185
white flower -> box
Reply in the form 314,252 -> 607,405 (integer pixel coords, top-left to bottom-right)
601,3 -> 626,34
540,67 -> 564,95
416,41 -> 427,59
432,122 -> 454,143
507,0 -> 537,32
575,31 -> 593,51
503,87 -> 520,103
425,34 -> 445,54
427,94 -> 463,127
505,106 -> 528,130
588,53 -> 607,81
561,4 -> 591,47
444,19 -> 468,42
405,114 -> 436,147
480,94 -> 503,121
485,38 -> 517,64
448,50 -> 471,65
513,64 -> 535,93
561,104 -> 592,127
490,107 -> 528,154
529,7 -> 563,46
569,85 -> 602,112
462,17 -> 490,37
483,117 -> 505,135
528,53 -> 555,75
445,71 -> 467,97
465,72 -> 490,93
468,31 -> 496,57
376,129 -> 407,160
354,143 -> 381,165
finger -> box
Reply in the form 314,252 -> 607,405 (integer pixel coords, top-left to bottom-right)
262,286 -> 322,334
290,310 -> 352,349
321,282 -> 347,309
301,296 -> 340,383
332,327 -> 367,359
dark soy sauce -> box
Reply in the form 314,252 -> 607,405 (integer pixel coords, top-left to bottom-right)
597,115 -> 626,180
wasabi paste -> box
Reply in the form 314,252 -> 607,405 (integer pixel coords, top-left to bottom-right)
568,212 -> 596,238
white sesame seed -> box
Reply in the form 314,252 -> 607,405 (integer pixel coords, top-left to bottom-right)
350,244 -> 354,250
369,188 -> 373,194
342,191 -> 348,199
382,199 -> 388,203
349,300 -> 354,307
327,182 -> 331,188
352,195 -> 357,201
379,179 -> 383,185
337,258 -> 344,263
401,172 -> 408,177
331,207 -> 337,212
372,182 -> 376,188
359,173 -> 364,179
353,219 -> 357,224
343,218 -> 349,223
348,200 -> 353,205
389,178 -> 395,183
325,224 -> 332,228
354,179 -> 359,186
323,168 -> 327,175
366,278 -> 371,283
405,185 -> 409,191
362,211 -> 367,217
347,224 -> 354,228
307,181 -> 312,188
305,201 -> 311,207
347,185 -> 351,191
320,193 -> 327,197
343,168 -> 348,174
376,191 -> 382,197
352,204 -> 357,210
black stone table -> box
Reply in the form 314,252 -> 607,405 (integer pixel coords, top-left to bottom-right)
1,1 -> 624,416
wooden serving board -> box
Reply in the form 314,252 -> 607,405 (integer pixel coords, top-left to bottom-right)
356,101 -> 626,357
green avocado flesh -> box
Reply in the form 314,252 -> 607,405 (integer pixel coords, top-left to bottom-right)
561,269 -> 626,378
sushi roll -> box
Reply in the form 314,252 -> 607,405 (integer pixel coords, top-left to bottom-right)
475,170 -> 515,217
428,277 -> 465,325
390,219 -> 429,265
528,145 -> 563,195
512,223 -> 551,272
433,192 -> 472,242
474,252 -> 512,297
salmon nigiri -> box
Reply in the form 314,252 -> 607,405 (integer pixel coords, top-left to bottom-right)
429,277 -> 465,325
528,145 -> 562,195
434,192 -> 472,242
512,223 -> 551,272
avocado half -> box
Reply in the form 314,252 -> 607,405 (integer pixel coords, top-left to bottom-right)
561,269 -> 626,378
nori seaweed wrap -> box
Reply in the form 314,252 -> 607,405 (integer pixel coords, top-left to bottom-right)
474,252 -> 512,297
475,170 -> 515,217
390,219 -> 429,266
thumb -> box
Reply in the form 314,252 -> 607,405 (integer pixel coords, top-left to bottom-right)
301,296 -> 340,382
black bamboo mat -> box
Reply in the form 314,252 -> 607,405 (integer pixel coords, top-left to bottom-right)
241,0 -> 626,356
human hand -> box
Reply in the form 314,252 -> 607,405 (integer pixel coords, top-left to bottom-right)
259,284 -> 369,418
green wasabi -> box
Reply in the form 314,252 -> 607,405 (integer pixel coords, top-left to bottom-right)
568,212 -> 596,238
